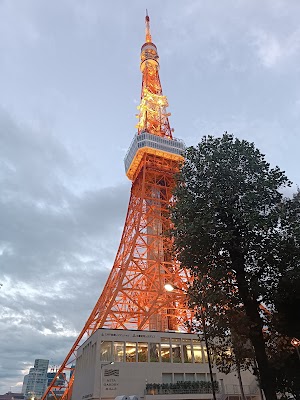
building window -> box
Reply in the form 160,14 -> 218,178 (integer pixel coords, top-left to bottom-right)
171,338 -> 182,363
185,373 -> 195,382
113,342 -> 124,362
126,342 -> 137,362
149,343 -> 159,362
138,342 -> 148,362
174,373 -> 184,382
182,339 -> 193,363
192,340 -> 203,363
196,373 -> 206,382
203,347 -> 208,362
100,341 -> 112,361
161,338 -> 171,363
162,373 -> 172,384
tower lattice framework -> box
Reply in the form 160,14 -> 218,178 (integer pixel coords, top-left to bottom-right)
43,14 -> 192,400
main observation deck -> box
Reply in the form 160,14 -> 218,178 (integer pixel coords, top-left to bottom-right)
124,131 -> 185,180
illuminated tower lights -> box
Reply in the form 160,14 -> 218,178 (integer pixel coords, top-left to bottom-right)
43,14 -> 191,400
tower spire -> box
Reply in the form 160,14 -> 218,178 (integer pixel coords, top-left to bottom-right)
136,12 -> 173,138
145,9 -> 152,43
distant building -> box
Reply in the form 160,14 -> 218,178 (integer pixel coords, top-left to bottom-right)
23,359 -> 49,400
46,372 -> 65,387
46,372 -> 65,398
22,375 -> 29,395
70,366 -> 75,380
0,393 -> 25,400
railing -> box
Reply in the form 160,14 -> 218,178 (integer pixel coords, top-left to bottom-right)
145,383 -> 259,397
145,387 -> 219,395
145,381 -> 219,396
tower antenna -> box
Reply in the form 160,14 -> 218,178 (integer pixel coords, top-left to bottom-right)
145,9 -> 152,43
43,15 -> 189,400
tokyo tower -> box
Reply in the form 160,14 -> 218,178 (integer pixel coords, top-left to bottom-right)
43,13 -> 191,400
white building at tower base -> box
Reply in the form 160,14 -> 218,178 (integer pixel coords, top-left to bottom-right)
72,329 -> 261,400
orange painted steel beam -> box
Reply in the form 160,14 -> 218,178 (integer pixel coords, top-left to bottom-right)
43,13 -> 192,400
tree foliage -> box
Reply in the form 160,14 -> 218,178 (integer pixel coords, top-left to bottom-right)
272,191 -> 300,339
171,134 -> 300,400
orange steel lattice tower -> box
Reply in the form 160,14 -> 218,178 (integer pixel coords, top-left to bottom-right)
43,13 -> 191,400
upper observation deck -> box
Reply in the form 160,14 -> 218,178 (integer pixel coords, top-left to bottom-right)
124,131 -> 185,181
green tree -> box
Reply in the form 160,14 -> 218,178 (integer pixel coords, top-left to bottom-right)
273,190 -> 300,339
271,190 -> 300,398
171,134 -> 299,400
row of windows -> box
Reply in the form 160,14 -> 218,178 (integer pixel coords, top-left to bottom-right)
124,132 -> 185,174
161,372 -> 216,384
100,339 -> 209,364
137,139 -> 183,155
139,132 -> 184,147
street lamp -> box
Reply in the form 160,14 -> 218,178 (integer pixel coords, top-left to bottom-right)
291,337 -> 300,361
164,283 -> 217,400
100,362 -> 114,400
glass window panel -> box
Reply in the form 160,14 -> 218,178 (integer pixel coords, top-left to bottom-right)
138,342 -> 148,362
196,373 -> 206,382
203,347 -> 208,362
182,339 -> 192,363
113,341 -> 124,362
174,373 -> 184,382
161,343 -> 171,362
185,373 -> 195,382
161,337 -> 171,362
149,343 -> 159,362
125,342 -> 137,362
100,341 -> 112,361
192,340 -> 203,363
162,373 -> 172,383
171,338 -> 182,363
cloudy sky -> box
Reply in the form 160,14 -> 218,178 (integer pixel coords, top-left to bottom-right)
0,0 -> 300,393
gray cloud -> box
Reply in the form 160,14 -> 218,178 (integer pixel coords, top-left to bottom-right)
0,108 -> 129,392
0,0 -> 299,394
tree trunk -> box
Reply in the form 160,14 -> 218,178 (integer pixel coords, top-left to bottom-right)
230,251 -> 277,400
236,359 -> 246,400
